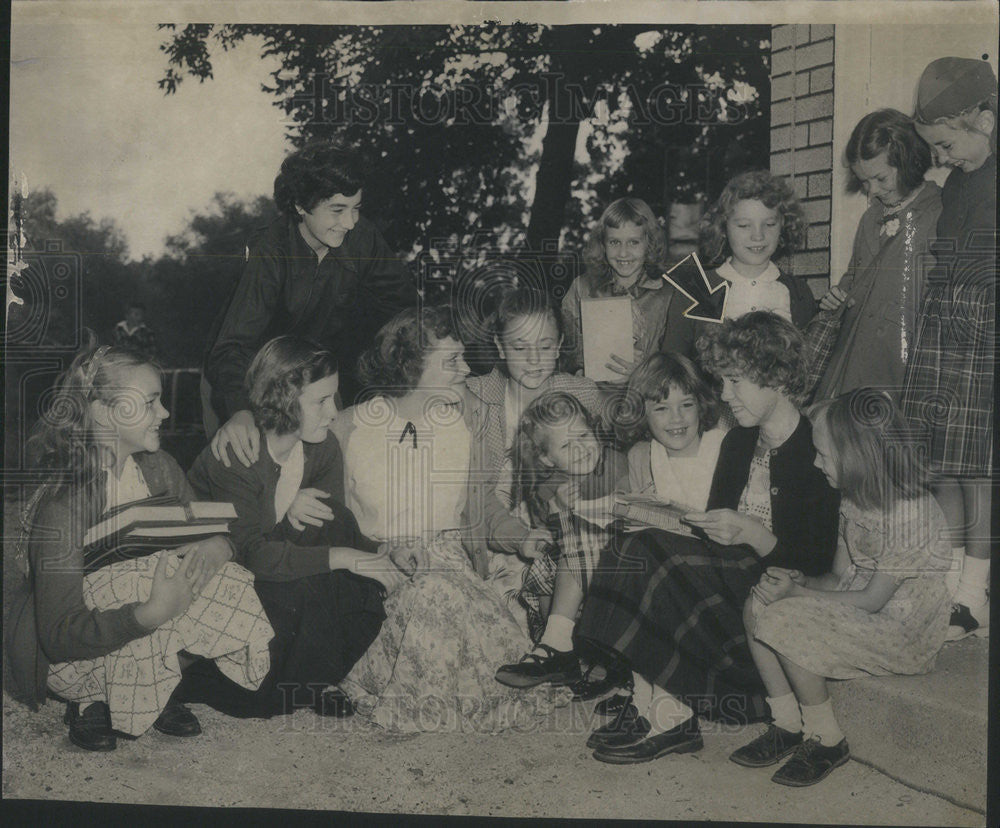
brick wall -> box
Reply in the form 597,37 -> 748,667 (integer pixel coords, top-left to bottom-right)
770,24 -> 834,298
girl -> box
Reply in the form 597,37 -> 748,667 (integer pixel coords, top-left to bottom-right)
901,57 -> 996,640
699,169 -> 816,328
188,336 -> 400,719
466,287 -> 603,587
622,351 -> 728,512
575,312 -> 840,765
560,197 -> 698,378
494,393 -> 627,687
5,345 -> 273,751
814,109 -> 941,399
732,388 -> 954,787
334,307 -> 571,732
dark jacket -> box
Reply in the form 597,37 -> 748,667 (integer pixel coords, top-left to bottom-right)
707,414 -> 840,576
204,216 -> 416,415
187,431 -> 378,582
5,452 -> 194,709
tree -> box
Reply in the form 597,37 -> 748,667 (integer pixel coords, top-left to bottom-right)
158,23 -> 770,272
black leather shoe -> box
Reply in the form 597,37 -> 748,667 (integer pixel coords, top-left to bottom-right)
586,704 -> 650,750
64,702 -> 117,752
495,644 -> 581,689
153,699 -> 202,737
594,693 -> 633,718
592,717 -> 703,764
313,687 -> 355,718
730,724 -> 804,768
771,737 -> 850,786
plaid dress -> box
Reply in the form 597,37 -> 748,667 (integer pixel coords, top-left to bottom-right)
901,155 -> 996,476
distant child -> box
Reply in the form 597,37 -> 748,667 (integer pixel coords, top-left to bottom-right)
732,388 -> 954,787
901,57 -> 996,640
560,197 -> 698,378
494,393 -> 627,687
622,352 -> 728,511
113,302 -> 157,359
699,170 -> 816,328
5,345 -> 272,751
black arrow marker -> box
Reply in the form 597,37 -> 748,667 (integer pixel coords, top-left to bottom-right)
661,251 -> 729,324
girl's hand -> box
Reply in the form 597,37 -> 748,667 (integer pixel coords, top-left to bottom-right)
753,568 -> 796,605
211,410 -> 260,468
286,488 -> 335,531
520,528 -> 554,560
682,509 -> 774,553
554,480 -> 583,513
178,535 -> 233,595
767,566 -> 805,585
136,553 -> 196,629
387,538 -> 429,577
354,546 -> 409,595
818,286 -> 848,312
605,353 -> 637,379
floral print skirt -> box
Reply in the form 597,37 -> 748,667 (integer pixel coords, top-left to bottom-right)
342,532 -> 570,733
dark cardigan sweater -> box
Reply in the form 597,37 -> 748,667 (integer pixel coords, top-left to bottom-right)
5,451 -> 198,709
706,414 -> 840,576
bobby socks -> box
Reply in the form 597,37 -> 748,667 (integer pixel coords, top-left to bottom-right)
632,672 -> 693,736
767,692 -> 802,734
954,554 -> 990,610
800,699 -> 844,747
537,613 -> 575,653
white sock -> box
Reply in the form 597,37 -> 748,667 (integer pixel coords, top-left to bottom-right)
767,692 -> 802,733
646,687 -> 694,736
631,671 -> 653,714
537,613 -> 575,653
944,547 -> 965,598
954,555 -> 990,610
800,699 -> 844,747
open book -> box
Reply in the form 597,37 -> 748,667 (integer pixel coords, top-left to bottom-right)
612,493 -> 696,536
82,495 -> 237,573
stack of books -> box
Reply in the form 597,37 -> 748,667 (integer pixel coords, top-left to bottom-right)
82,495 -> 237,573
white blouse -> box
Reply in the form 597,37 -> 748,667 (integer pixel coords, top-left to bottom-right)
649,427 -> 726,511
717,259 -> 792,322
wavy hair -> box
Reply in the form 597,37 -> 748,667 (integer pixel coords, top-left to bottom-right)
809,388 -> 928,511
246,336 -> 338,435
509,392 -> 602,527
273,140 -> 365,217
620,352 -> 722,442
357,306 -> 459,397
844,109 -> 933,196
582,198 -> 670,294
696,311 -> 808,404
26,338 -> 156,496
699,169 -> 807,267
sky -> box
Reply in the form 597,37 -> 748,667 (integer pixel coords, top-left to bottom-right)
10,22 -> 290,261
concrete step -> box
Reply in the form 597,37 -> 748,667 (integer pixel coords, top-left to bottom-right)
828,635 -> 989,813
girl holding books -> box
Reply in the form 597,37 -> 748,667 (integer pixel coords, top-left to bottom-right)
5,344 -> 273,751
560,197 -> 698,378
732,389 -> 954,786
188,336 -> 403,719
574,312 -> 840,764
493,392 -> 627,688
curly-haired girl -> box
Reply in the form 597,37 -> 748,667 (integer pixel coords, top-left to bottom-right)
561,197 -> 698,378
699,169 -> 816,328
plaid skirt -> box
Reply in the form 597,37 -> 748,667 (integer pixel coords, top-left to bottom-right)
575,528 -> 769,724
901,278 -> 994,476
47,553 -> 273,736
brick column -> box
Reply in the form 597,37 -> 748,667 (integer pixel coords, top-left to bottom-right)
770,24 -> 835,299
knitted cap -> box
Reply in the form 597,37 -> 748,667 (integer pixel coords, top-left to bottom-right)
915,57 -> 998,122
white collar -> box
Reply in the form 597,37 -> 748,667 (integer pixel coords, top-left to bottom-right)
717,258 -> 780,284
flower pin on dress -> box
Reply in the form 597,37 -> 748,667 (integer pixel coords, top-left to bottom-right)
880,216 -> 901,238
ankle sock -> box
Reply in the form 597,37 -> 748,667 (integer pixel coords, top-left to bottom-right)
767,692 -> 802,733
944,547 -> 965,597
646,688 -> 694,736
800,698 -> 844,747
954,555 -> 990,610
631,672 -> 653,715
538,613 -> 575,653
